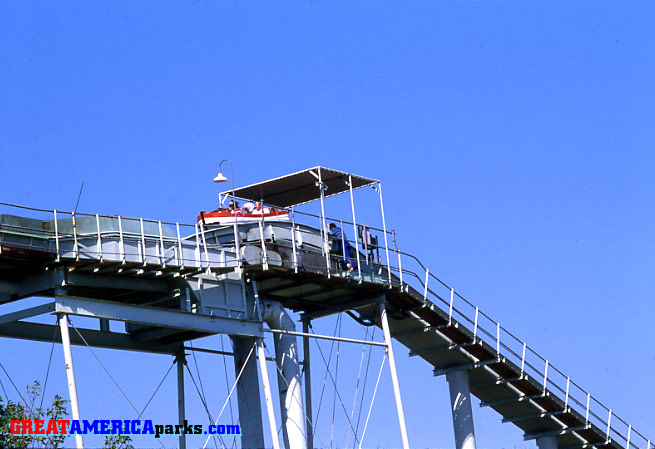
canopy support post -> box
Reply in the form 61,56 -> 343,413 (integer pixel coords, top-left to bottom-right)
377,182 -> 392,284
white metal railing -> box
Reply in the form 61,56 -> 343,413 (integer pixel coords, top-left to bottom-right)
0,200 -> 651,448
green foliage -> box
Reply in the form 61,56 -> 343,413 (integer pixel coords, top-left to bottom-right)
0,380 -> 69,449
103,434 -> 135,449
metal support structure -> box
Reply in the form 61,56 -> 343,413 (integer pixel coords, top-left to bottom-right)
260,300 -> 307,449
176,352 -> 187,449
291,207 -> 299,273
59,314 -> 84,449
257,338 -> 281,449
303,319 -> 313,449
317,167 -> 330,275
379,302 -> 410,449
377,182 -> 392,284
536,435 -> 558,449
232,337 -> 265,448
348,175 -> 362,279
446,370 -> 477,449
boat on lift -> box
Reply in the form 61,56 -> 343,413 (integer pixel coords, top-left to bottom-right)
197,208 -> 290,226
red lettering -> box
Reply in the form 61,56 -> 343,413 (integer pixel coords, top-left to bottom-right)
10,420 -> 21,434
34,420 -> 45,434
22,420 -> 33,434
57,420 -> 71,433
46,420 -> 59,434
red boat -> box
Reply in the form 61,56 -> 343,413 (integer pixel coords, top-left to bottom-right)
197,208 -> 290,226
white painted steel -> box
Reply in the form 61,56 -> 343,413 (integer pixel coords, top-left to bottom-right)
377,182 -> 392,284
446,370 -> 477,449
59,314 -> 84,449
232,337 -> 265,448
348,175 -> 362,279
379,303 -> 410,449
260,300 -> 307,449
257,338 -> 281,449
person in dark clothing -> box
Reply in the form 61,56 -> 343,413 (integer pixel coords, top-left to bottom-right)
329,223 -> 353,270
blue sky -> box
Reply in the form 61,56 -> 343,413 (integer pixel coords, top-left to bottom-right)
1,1 -> 654,448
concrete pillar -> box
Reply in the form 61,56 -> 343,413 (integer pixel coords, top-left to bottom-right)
446,370 -> 476,449
536,436 -> 558,449
231,336 -> 265,449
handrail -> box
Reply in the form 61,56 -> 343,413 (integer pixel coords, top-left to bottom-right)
0,201 -> 651,448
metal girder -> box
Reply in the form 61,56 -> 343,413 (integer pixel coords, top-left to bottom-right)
66,271 -> 169,292
502,410 -> 567,424
409,341 -> 476,358
54,295 -> 262,338
480,392 -> 548,408
560,441 -> 613,449
433,358 -> 502,377
524,426 -> 589,441
0,303 -> 55,325
300,296 -> 383,321
0,321 -> 179,354
470,375 -> 524,390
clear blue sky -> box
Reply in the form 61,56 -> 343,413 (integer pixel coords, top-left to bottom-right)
1,1 -> 654,448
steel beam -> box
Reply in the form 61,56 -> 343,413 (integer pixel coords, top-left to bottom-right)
232,336 -> 265,449
176,352 -> 187,449
59,314 -> 84,449
0,321 -> 179,354
380,302 -> 410,449
536,435 -> 559,449
0,303 -> 55,325
53,295 -> 262,338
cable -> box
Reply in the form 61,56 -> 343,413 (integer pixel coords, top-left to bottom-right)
139,360 -> 175,418
69,320 -> 166,449
39,317 -> 59,409
312,325 -> 362,446
185,363 -> 222,449
201,341 -> 255,449
352,327 -> 376,449
358,352 -> 387,449
313,314 -> 341,432
345,326 -> 373,449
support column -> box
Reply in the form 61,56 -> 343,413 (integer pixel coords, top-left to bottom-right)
59,314 -> 84,449
446,370 -> 477,449
258,338 -> 281,449
232,336 -> 265,449
379,303 -> 410,449
302,319 -> 313,449
536,436 -> 558,449
176,352 -> 186,449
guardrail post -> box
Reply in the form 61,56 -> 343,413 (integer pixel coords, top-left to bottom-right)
585,393 -> 590,424
194,224 -> 201,268
542,360 -> 549,391
520,342 -> 526,377
176,222 -> 183,268
606,409 -> 612,442
423,269 -> 429,300
290,207 -> 298,273
496,323 -> 500,356
72,212 -> 80,260
95,214 -> 102,261
473,307 -> 479,341
117,216 -> 125,264
565,377 -> 570,408
258,215 -> 269,270
448,288 -> 454,324
54,210 -> 60,262
158,220 -> 166,267
139,218 -> 146,264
